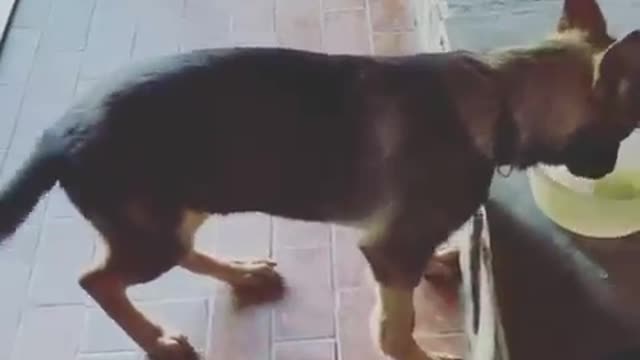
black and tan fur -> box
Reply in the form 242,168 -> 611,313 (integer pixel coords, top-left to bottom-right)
1,0 -> 640,359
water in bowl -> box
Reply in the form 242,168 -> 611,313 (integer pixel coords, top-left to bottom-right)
593,170 -> 640,200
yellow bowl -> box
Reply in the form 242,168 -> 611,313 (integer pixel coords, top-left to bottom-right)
528,131 -> 640,238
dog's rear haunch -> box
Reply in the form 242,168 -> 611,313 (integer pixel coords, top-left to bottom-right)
1,0 -> 639,359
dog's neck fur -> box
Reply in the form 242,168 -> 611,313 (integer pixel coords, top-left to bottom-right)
477,31 -> 604,168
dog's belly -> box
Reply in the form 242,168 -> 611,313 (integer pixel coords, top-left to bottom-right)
187,165 -> 387,225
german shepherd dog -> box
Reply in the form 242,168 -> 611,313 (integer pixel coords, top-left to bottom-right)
1,0 -> 639,359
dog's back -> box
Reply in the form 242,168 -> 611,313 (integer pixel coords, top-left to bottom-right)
33,48 -> 475,227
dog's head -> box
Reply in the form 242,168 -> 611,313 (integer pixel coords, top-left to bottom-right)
554,0 -> 640,179
567,30 -> 640,179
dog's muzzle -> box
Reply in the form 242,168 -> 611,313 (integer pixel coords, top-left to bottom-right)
565,140 -> 619,179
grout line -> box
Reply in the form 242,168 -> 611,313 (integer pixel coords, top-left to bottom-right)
204,296 -> 215,359
372,29 -> 417,35
229,2 -> 236,33
273,336 -> 337,345
7,23 -> 50,357
270,215 -> 277,257
79,0 -> 98,53
76,299 -> 92,359
323,6 -> 367,13
4,24 -> 39,30
276,243 -> 333,250
117,296 -> 214,307
0,28 -> 44,181
8,286 -> 28,360
364,0 -> 375,54
128,0 -> 143,60
128,24 -> 138,59
228,14 -> 235,45
272,0 -> 277,34
268,215 -> 275,360
30,300 -> 89,309
77,350 -> 140,356
319,0 -> 326,52
328,226 -> 337,318
330,225 -> 344,360
181,0 -> 188,17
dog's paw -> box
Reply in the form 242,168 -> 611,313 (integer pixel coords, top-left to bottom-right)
373,309 -> 425,360
427,352 -> 463,360
229,259 -> 285,306
147,334 -> 199,360
424,246 -> 461,284
382,342 -> 432,360
386,348 -> 459,360
229,259 -> 281,286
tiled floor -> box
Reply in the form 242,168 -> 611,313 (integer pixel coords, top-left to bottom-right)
0,0 -> 463,359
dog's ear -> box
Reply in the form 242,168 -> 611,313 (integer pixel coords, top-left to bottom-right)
557,0 -> 611,45
595,30 -> 640,127
598,30 -> 640,77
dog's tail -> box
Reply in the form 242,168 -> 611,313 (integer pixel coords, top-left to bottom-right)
0,137 -> 62,242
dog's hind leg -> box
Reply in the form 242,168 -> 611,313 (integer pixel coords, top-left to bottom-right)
80,242 -> 198,360
424,241 -> 461,283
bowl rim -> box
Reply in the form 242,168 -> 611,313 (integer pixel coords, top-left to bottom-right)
530,165 -> 640,204
528,166 -> 640,238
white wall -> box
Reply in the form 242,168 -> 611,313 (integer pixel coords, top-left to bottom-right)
415,0 -> 452,52
445,0 -> 640,51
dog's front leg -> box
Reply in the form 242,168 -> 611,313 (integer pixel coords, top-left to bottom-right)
359,212 -> 465,360
359,229 -> 434,360
372,284 -> 429,360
